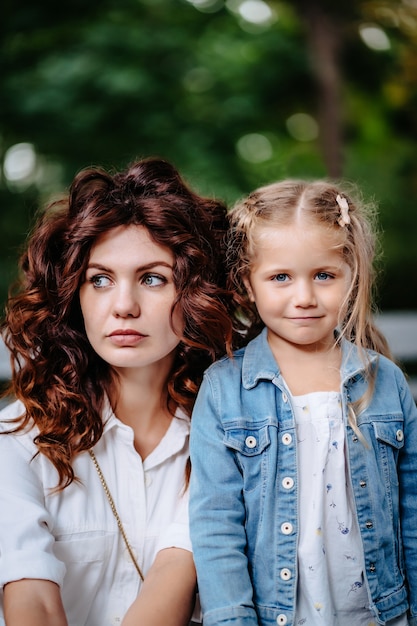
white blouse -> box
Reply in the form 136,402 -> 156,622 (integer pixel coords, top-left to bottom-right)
0,399 -> 192,626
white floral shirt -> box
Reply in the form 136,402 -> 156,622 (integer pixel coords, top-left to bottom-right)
292,390 -> 408,626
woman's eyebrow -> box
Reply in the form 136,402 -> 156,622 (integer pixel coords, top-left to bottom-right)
85,261 -> 174,272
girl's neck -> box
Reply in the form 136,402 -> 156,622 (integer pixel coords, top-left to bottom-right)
269,337 -> 342,396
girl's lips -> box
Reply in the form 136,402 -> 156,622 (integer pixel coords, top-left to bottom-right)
287,316 -> 323,324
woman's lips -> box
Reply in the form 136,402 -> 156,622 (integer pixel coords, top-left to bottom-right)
108,330 -> 146,346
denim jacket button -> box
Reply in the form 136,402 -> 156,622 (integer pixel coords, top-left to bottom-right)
365,520 -> 373,529
359,480 -> 367,488
396,429 -> 404,442
282,477 -> 294,490
281,522 -> 293,535
282,392 -> 288,403
245,435 -> 257,448
282,433 -> 292,445
277,614 -> 288,625
280,568 -> 292,580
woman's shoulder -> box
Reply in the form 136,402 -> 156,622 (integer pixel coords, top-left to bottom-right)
0,398 -> 25,424
0,398 -> 38,448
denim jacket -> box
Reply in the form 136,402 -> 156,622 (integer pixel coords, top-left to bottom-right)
189,328 -> 417,626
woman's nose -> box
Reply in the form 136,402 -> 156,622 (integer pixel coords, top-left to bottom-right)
113,286 -> 140,318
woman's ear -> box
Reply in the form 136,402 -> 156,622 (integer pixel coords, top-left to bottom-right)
243,276 -> 255,302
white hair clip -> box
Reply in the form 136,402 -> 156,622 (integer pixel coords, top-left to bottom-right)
336,194 -> 351,227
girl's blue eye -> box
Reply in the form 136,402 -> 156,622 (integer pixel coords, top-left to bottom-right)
316,272 -> 331,280
273,273 -> 288,282
142,274 -> 165,287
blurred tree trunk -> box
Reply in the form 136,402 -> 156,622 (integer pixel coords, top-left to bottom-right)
293,0 -> 345,178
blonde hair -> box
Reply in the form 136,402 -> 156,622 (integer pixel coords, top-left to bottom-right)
227,179 -> 393,430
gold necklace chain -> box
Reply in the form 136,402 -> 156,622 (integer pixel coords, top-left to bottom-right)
88,449 -> 145,581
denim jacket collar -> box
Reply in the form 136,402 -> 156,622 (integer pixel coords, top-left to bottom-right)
242,328 -> 278,389
241,326 -> 378,390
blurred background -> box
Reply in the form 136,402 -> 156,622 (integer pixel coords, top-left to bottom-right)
1,0 -> 416,394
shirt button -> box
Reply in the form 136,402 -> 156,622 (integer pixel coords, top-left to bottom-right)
282,476 -> 294,490
144,473 -> 152,486
281,522 -> 293,535
396,429 -> 404,442
245,435 -> 257,448
282,433 -> 292,445
277,615 -> 288,625
280,568 -> 292,580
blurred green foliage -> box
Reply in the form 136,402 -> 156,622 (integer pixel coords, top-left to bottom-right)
1,0 -> 417,310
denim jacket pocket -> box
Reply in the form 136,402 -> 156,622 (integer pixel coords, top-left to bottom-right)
224,423 -> 271,456
372,419 -> 405,450
370,418 -> 405,488
224,423 -> 271,493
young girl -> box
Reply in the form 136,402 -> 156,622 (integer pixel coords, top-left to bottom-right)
0,157 -> 237,626
189,179 -> 417,626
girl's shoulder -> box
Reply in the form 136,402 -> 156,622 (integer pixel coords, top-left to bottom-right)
204,347 -> 245,377
366,350 -> 417,409
370,349 -> 408,379
343,340 -> 402,379
203,330 -> 274,387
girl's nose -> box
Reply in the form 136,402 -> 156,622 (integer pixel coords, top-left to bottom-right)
113,286 -> 140,318
294,280 -> 317,307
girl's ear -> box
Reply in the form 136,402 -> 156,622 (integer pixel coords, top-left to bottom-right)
243,276 -> 255,302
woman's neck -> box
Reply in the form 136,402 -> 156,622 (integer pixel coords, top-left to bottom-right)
109,367 -> 174,460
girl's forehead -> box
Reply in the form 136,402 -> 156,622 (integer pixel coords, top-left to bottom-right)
253,222 -> 343,248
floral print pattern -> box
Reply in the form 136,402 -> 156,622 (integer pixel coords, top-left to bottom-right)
291,390 -> 408,626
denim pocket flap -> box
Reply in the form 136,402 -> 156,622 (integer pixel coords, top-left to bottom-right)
373,420 -> 405,449
224,424 -> 270,456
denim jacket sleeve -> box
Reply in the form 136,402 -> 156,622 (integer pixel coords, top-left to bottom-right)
189,366 -> 260,626
343,352 -> 417,625
397,371 -> 417,625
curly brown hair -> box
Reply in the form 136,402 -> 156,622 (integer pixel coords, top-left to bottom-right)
1,157 -> 237,488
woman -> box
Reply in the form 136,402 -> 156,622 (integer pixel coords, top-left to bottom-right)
0,157 -> 236,626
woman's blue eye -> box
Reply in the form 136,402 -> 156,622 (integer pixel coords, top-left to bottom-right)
90,275 -> 111,288
142,274 -> 165,287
